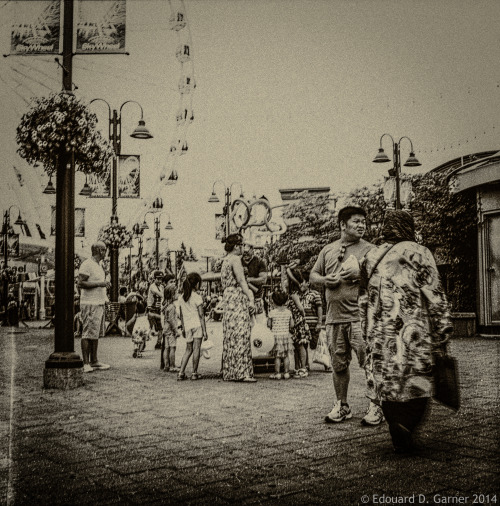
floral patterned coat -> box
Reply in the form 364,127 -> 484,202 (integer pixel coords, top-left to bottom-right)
359,241 -> 453,403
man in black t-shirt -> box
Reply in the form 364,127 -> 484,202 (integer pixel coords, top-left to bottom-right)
241,244 -> 267,315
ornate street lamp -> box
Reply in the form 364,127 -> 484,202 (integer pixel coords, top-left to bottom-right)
208,180 -> 244,238
90,98 -> 153,303
2,205 -> 25,326
142,211 -> 173,269
373,134 -> 421,209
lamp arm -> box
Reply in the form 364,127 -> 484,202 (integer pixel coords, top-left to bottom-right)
119,100 -> 144,120
398,136 -> 415,152
89,98 -> 112,120
211,179 -> 226,196
229,181 -> 243,197
379,133 -> 395,149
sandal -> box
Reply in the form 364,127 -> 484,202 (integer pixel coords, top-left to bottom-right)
240,377 -> 257,383
177,372 -> 186,381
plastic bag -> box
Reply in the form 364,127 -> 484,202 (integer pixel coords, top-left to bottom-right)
312,329 -> 331,368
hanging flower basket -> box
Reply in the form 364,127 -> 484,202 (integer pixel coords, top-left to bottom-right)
16,91 -> 114,176
98,222 -> 133,249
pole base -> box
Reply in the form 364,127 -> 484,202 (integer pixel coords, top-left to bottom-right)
43,352 -> 84,389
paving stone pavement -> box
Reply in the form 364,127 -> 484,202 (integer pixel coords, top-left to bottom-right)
1,322 -> 499,505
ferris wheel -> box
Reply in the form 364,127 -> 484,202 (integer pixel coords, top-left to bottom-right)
128,0 -> 196,225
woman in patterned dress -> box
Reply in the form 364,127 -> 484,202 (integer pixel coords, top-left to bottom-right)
221,234 -> 257,382
359,210 -> 453,453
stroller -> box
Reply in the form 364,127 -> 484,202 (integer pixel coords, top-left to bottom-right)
131,315 -> 157,358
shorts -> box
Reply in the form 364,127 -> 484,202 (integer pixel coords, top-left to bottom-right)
165,332 -> 178,348
81,304 -> 105,340
326,321 -> 366,372
309,327 -> 321,350
185,327 -> 203,343
148,311 -> 163,332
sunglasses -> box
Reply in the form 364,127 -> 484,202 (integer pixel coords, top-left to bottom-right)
338,244 -> 346,262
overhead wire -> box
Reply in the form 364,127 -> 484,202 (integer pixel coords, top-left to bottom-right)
17,59 -> 61,87
9,65 -> 56,93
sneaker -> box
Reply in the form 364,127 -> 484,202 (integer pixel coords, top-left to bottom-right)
90,362 -> 110,370
325,401 -> 352,423
361,402 -> 385,426
269,373 -> 282,380
294,368 -> 308,378
83,364 -> 93,373
283,372 -> 291,380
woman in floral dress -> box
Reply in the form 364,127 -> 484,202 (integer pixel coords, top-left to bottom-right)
221,234 -> 257,382
359,210 -> 452,453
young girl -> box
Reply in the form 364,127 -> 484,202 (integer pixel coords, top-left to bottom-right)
177,272 -> 208,380
286,268 -> 312,378
161,285 -> 181,372
126,301 -> 151,358
267,290 -> 294,380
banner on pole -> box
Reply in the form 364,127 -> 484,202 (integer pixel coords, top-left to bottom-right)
215,214 -> 225,241
51,207 -> 85,236
118,155 -> 140,198
9,0 -> 61,55
76,0 -> 127,54
75,208 -> 85,237
0,234 -> 20,258
89,161 -> 111,198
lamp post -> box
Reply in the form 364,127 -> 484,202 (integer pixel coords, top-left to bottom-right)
373,134 -> 421,210
141,211 -> 173,269
90,98 -> 153,303
2,206 -> 25,326
132,222 -> 144,285
208,180 -> 244,238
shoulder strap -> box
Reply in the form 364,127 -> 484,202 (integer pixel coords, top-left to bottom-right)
368,244 -> 395,281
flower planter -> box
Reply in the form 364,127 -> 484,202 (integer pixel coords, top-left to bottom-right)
451,312 -> 476,338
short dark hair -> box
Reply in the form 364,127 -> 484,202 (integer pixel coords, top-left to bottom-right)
338,206 -> 366,226
163,271 -> 175,284
272,290 -> 288,307
222,233 -> 243,252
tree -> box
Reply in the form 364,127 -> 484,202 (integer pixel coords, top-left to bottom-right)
266,176 -> 476,311
265,192 -> 338,271
176,242 -> 198,271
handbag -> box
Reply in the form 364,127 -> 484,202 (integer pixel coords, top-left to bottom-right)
433,352 -> 460,411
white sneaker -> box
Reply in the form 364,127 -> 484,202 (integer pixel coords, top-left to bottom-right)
90,362 -> 110,370
83,364 -> 93,373
361,401 -> 385,426
325,401 -> 352,423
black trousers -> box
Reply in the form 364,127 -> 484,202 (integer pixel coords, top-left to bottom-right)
382,398 -> 429,448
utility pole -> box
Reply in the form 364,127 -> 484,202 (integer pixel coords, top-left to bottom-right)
44,0 -> 84,389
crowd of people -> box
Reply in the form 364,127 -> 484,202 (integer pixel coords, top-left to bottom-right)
77,205 -> 452,454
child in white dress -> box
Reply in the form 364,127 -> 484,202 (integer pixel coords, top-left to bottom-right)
267,290 -> 295,380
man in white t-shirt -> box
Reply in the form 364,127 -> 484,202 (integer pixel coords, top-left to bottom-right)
78,241 -> 111,373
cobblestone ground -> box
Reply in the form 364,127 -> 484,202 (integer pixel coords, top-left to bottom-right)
1,322 -> 499,505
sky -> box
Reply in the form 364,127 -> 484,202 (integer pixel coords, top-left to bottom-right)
0,0 -> 499,261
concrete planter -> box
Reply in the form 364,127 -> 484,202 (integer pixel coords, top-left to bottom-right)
451,312 -> 476,338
